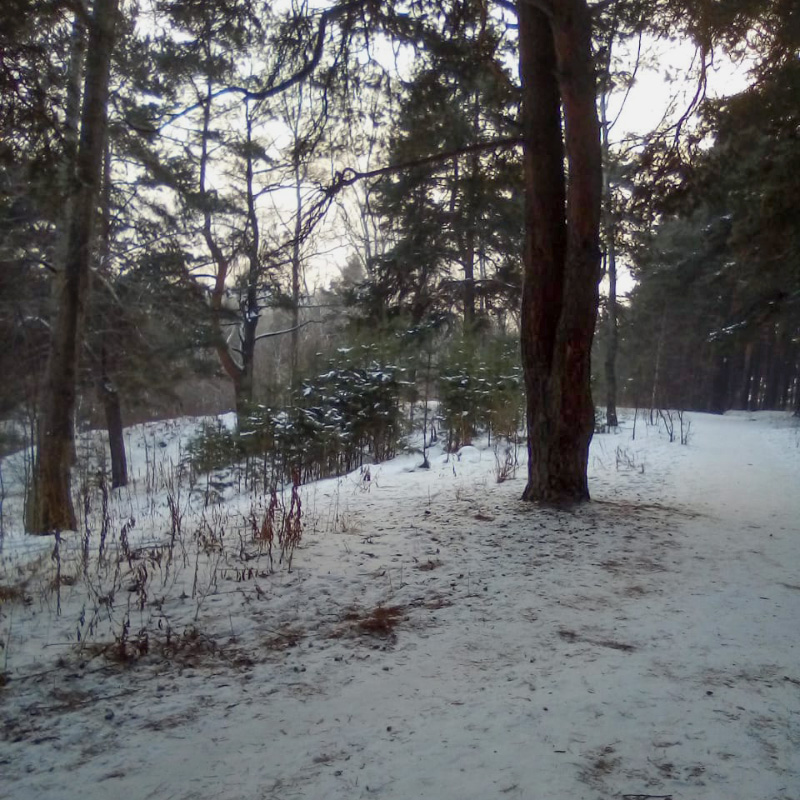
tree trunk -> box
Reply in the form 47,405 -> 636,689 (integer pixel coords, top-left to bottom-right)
98,138 -> 127,488
28,0 -> 119,533
763,323 -> 784,410
98,367 -> 127,489
709,353 -> 730,414
518,0 -> 602,504
461,93 -> 481,330
746,334 -> 764,410
779,335 -> 796,409
599,88 -> 618,428
291,157 -> 303,386
463,212 -> 477,329
40,14 -> 87,478
737,339 -> 754,409
198,78 -> 246,420
237,100 -> 261,424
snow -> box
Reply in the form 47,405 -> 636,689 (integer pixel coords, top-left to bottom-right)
1,411 -> 799,800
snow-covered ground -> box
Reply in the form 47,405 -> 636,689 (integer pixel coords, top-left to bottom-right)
1,410 -> 798,800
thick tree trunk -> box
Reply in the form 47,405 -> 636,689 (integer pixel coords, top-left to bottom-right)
518,0 -> 602,504
52,14 -> 87,304
28,0 -> 119,533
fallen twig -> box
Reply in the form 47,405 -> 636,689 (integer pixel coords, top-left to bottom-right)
622,795 -> 674,800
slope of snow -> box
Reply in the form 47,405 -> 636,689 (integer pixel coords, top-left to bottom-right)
0,411 -> 798,800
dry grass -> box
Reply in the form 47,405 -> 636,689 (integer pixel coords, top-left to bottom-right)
357,605 -> 405,636
0,582 -> 30,604
262,626 -> 304,651
332,604 -> 408,640
80,624 -> 254,671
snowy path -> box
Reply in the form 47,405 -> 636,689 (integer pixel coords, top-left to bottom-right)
585,413 -> 800,799
1,412 -> 798,800
665,412 -> 800,527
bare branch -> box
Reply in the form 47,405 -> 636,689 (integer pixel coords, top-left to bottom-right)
328,137 -> 523,193
254,319 -> 322,342
212,0 -> 367,103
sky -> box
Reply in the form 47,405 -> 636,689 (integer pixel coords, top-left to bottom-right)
608,34 -> 754,142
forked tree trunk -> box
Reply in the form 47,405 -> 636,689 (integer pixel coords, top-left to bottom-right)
28,0 -> 119,533
518,0 -> 602,504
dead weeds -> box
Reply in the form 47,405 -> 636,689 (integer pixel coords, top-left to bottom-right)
332,604 -> 408,640
262,626 -> 304,651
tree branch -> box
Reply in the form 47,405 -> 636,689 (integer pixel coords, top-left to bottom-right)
494,0 -> 554,19
211,0 -> 367,102
254,319 -> 322,342
327,137 -> 523,194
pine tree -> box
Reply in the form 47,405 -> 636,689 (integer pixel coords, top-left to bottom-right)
518,0 -> 602,503
29,0 -> 120,532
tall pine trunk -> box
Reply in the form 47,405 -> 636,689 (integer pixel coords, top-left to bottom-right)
28,0 -> 119,533
599,88 -> 618,428
518,0 -> 602,504
98,140 -> 127,488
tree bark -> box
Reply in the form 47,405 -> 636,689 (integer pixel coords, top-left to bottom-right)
746,334 -> 764,410
98,362 -> 127,489
291,156 -> 303,386
709,353 -> 730,414
518,0 -> 602,504
28,0 -> 119,533
197,78 -> 250,420
461,92 -> 482,330
237,100 -> 262,423
599,87 -> 618,428
763,323 -> 784,410
98,138 -> 127,488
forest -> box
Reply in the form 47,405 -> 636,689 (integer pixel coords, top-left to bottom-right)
2,4 -> 800,797
1,0 -> 799,532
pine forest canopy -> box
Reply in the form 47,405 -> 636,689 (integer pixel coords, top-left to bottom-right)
0,0 -> 797,531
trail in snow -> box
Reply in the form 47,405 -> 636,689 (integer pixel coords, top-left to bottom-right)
0,411 -> 798,800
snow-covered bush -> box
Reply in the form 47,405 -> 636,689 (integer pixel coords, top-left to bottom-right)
290,348 -> 405,479
187,347 -> 405,486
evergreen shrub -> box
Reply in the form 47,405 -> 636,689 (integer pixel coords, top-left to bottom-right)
438,335 -> 524,450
